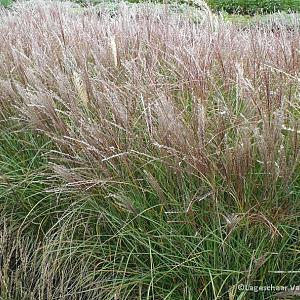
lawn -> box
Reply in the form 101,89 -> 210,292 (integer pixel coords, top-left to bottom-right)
0,1 -> 299,299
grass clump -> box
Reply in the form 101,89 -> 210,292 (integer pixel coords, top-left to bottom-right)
0,1 -> 300,299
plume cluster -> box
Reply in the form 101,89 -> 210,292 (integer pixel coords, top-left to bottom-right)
0,1 -> 300,298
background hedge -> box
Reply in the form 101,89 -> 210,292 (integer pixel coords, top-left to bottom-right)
1,0 -> 300,15
206,0 -> 300,15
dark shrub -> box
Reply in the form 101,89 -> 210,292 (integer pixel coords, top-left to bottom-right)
206,0 -> 300,15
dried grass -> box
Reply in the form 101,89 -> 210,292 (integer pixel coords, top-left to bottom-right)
0,0 -> 299,204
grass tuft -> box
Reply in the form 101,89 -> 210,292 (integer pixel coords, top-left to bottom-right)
0,1 -> 299,299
